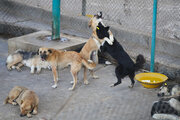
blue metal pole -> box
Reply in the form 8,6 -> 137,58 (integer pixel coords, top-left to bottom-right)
82,0 -> 86,16
150,0 -> 158,72
52,0 -> 60,40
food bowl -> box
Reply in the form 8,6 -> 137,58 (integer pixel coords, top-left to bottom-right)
135,72 -> 168,88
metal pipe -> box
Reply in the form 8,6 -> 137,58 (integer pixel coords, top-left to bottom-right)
150,0 -> 158,72
82,0 -> 86,16
52,0 -> 60,40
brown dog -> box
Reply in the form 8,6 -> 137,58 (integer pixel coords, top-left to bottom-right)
4,86 -> 39,118
80,12 -> 106,85
38,47 -> 96,90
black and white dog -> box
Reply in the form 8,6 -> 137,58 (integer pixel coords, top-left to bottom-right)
151,83 -> 180,120
158,83 -> 180,99
151,98 -> 180,120
96,22 -> 145,88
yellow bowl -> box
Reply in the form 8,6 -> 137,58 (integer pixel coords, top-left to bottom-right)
135,72 -> 168,88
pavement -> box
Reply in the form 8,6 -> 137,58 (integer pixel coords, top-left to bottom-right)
1,1 -> 180,79
0,35 -> 158,120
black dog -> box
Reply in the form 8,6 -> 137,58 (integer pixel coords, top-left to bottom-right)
96,22 -> 145,88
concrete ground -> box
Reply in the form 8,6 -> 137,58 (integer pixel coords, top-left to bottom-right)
0,35 -> 158,120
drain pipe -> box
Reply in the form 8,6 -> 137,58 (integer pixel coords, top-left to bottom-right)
52,0 -> 60,40
150,0 -> 158,72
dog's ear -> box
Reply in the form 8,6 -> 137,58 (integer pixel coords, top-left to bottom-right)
105,26 -> 110,31
48,49 -> 52,54
97,11 -> 102,18
88,19 -> 92,28
21,100 -> 23,105
37,49 -> 39,55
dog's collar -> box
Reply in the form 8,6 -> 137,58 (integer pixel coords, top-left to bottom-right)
13,90 -> 26,104
92,36 -> 101,49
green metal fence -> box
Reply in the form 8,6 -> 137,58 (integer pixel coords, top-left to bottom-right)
0,0 -> 180,40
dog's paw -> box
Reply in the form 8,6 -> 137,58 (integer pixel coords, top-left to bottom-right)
128,84 -> 134,88
12,102 -> 17,106
7,67 -> 12,71
30,71 -> 34,74
52,84 -> 57,88
84,80 -> 89,85
17,68 -> 22,72
110,84 -> 115,87
12,66 -> 16,69
88,60 -> 93,63
27,113 -> 32,118
70,81 -> 74,84
68,87 -> 74,91
36,70 -> 41,74
104,38 -> 113,45
92,75 -> 99,79
105,61 -> 112,65
32,110 -> 38,115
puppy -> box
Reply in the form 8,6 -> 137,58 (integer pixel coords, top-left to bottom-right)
4,86 -> 39,118
96,22 -> 145,88
38,47 -> 96,90
6,49 -> 50,73
79,12 -> 105,84
151,98 -> 180,120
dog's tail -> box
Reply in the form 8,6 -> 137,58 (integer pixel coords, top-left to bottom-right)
82,59 -> 96,70
4,97 -> 9,104
135,54 -> 145,71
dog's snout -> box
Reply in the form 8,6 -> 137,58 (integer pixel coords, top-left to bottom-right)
40,54 -> 47,61
20,114 -> 25,117
157,93 -> 164,97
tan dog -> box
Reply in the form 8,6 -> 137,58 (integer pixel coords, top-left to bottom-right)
79,12 -> 103,84
4,86 -> 39,118
80,12 -> 114,84
38,47 -> 96,90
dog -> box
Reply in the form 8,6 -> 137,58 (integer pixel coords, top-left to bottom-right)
79,11 -> 111,84
151,98 -> 180,120
151,83 -> 180,120
158,83 -> 180,99
95,22 -> 145,88
4,86 -> 39,118
38,47 -> 96,90
6,49 -> 50,73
